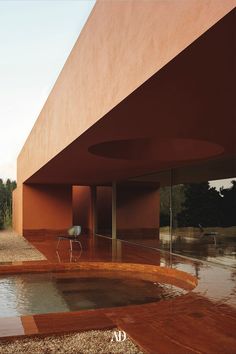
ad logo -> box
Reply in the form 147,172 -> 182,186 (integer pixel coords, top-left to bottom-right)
111,330 -> 127,342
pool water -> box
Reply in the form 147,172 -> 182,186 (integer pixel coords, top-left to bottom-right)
0,271 -> 186,317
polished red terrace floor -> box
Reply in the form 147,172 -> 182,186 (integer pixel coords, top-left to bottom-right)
0,233 -> 236,354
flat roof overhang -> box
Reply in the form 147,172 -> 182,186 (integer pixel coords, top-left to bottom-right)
26,9 -> 235,186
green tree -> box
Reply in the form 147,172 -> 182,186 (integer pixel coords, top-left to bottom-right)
177,182 -> 221,227
0,179 -> 17,229
0,179 -> 5,228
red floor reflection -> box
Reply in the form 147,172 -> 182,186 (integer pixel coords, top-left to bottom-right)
0,233 -> 235,353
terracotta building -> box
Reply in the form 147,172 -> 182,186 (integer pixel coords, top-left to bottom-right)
13,1 -> 236,244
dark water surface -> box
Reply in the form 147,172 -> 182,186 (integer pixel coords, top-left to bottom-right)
0,272 -> 185,317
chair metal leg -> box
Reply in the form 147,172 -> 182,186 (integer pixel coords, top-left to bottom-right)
56,238 -> 61,250
78,241 -> 82,250
56,251 -> 61,263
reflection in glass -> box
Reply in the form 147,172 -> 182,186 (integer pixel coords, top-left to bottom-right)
172,178 -> 236,267
118,157 -> 236,268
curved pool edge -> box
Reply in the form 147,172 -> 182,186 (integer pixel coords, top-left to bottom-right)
0,261 -> 197,341
0,261 -> 197,291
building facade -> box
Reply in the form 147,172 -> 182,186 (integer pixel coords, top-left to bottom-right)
13,0 -> 236,264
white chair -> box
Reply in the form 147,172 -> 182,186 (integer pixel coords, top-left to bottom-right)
57,225 -> 82,252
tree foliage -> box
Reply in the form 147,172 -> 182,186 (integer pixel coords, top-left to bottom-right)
177,182 -> 221,227
0,179 -> 16,229
160,180 -> 236,228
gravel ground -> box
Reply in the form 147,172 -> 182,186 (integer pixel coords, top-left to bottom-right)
0,329 -> 144,354
0,230 -> 45,262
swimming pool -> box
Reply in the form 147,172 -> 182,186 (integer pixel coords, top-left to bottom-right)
0,270 -> 187,317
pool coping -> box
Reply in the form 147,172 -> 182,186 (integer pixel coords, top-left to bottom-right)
0,261 -> 197,341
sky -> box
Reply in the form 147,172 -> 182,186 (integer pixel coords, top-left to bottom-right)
0,0 -> 95,181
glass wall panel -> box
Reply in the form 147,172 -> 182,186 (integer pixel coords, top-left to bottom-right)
171,158 -> 236,267
116,170 -> 171,251
115,157 -> 236,267
96,186 -> 112,237
159,183 -> 171,251
171,177 -> 236,266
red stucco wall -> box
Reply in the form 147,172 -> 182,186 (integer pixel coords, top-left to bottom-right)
117,184 -> 160,239
23,184 -> 72,236
72,186 -> 92,233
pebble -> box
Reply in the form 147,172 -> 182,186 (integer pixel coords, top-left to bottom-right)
0,231 -> 45,262
0,329 -> 144,354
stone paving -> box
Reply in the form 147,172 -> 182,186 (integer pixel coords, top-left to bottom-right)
0,230 -> 45,262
